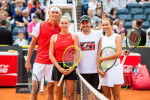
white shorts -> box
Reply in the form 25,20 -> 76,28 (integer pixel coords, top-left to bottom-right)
32,63 -> 54,82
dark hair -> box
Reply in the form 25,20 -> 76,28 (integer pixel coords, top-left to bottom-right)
18,32 -> 24,35
0,20 -> 7,26
102,18 -> 114,26
101,12 -> 108,18
110,8 -> 116,15
136,19 -> 143,27
148,32 -> 150,35
97,0 -> 103,7
33,0 -> 40,6
96,7 -> 103,11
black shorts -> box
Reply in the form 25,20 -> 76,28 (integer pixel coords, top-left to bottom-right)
52,62 -> 77,81
81,73 -> 102,93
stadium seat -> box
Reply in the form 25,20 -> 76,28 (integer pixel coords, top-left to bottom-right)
124,22 -> 132,29
148,15 -> 150,23
133,14 -> 147,21
12,36 -> 18,42
144,8 -> 150,18
141,3 -> 150,10
126,3 -> 141,10
142,21 -> 150,29
117,8 -> 129,15
130,8 -> 143,15
136,0 -> 140,2
119,14 -> 132,21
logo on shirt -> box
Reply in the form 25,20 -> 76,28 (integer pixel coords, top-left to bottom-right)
80,42 -> 95,51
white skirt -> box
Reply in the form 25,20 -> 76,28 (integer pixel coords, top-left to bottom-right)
101,61 -> 124,87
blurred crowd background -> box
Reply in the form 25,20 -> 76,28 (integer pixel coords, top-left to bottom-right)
0,0 -> 150,46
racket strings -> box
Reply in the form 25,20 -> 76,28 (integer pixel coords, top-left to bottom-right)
128,29 -> 141,47
100,47 -> 116,69
28,71 -> 38,94
63,47 -> 81,68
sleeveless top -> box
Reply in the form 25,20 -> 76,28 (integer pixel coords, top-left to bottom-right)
101,33 -> 120,66
101,33 -> 124,87
54,33 -> 74,62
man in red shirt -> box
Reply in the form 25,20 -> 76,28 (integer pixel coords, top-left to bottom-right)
25,6 -> 61,100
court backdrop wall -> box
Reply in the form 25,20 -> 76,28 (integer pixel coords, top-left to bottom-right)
0,46 -> 150,84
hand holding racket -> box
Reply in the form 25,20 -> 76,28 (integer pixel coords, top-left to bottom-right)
121,28 -> 141,65
57,45 -> 81,86
24,56 -> 39,94
97,47 -> 116,89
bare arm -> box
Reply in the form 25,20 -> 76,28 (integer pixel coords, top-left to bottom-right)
100,35 -> 122,61
49,34 -> 66,74
97,39 -> 106,77
25,36 -> 37,73
97,39 -> 102,68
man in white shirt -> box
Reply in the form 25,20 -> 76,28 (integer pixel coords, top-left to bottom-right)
76,15 -> 103,91
103,0 -> 115,14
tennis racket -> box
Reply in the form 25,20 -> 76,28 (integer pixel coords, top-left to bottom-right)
28,69 -> 39,94
121,28 -> 141,89
121,28 -> 141,65
24,56 -> 39,94
57,45 -> 81,86
97,47 -> 116,89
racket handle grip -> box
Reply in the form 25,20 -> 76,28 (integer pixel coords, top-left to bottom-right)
97,78 -> 103,89
121,55 -> 127,66
57,74 -> 64,86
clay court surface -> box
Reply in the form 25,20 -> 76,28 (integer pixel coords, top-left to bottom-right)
0,87 -> 150,100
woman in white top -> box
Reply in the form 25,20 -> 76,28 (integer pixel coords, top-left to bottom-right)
97,18 -> 123,100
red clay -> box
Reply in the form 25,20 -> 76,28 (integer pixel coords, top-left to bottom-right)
0,87 -> 150,100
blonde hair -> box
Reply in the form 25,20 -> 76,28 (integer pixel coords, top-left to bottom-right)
2,11 -> 9,17
60,16 -> 70,22
15,0 -> 24,3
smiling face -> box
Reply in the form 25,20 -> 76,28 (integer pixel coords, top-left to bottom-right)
49,10 -> 60,21
80,20 -> 91,33
60,17 -> 70,32
119,21 -> 124,29
102,19 -> 113,33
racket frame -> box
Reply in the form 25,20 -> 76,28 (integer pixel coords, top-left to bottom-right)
98,47 -> 116,89
126,28 -> 141,52
28,70 -> 39,94
121,28 -> 141,89
100,47 -> 116,71
57,45 -> 81,86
